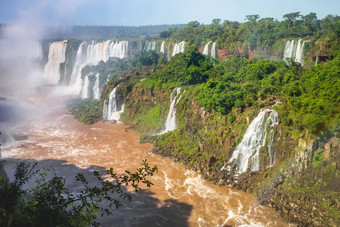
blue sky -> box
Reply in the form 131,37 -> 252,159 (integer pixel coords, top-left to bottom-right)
0,0 -> 339,26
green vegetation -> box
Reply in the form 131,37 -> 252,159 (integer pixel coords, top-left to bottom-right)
150,45 -> 213,85
67,99 -> 102,124
0,161 -> 157,226
163,13 -> 340,54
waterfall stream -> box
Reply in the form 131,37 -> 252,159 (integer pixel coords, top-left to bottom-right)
103,85 -> 124,122
44,41 -> 67,84
160,41 -> 165,54
158,87 -> 184,134
203,41 -> 212,56
172,41 -> 185,57
228,109 -> 279,173
283,39 -> 305,66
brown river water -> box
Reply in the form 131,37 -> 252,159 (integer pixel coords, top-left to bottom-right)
2,88 -> 290,227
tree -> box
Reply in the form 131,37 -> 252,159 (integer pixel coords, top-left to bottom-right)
212,18 -> 221,25
303,12 -> 317,26
245,15 -> 260,24
187,21 -> 200,28
283,12 -> 301,27
0,160 -> 158,226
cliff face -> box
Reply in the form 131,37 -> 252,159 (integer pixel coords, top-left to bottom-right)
121,82 -> 172,133
117,82 -> 339,226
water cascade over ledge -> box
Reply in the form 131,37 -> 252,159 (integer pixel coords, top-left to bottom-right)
228,109 -> 279,173
211,42 -> 216,58
158,87 -> 184,134
70,40 -> 129,93
283,39 -> 305,66
203,41 -> 212,56
160,41 -> 165,54
103,85 -> 124,122
44,41 -> 67,84
172,41 -> 185,57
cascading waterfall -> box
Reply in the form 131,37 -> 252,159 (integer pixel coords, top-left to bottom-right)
167,44 -> 171,60
69,40 -> 128,93
228,109 -> 279,173
158,88 -> 184,134
69,41 -> 86,86
103,85 -> 124,122
172,41 -> 185,57
283,39 -> 305,66
160,41 -> 165,54
44,41 -> 67,83
211,42 -> 216,58
93,73 -> 101,100
80,74 -> 90,99
203,41 -> 212,55
146,41 -> 156,51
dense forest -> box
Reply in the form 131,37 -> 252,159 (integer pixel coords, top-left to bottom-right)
162,12 -> 340,55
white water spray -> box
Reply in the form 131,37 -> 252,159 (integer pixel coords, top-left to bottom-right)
283,39 -> 305,66
228,109 -> 278,173
103,85 -> 124,122
69,40 -> 128,93
203,41 -> 212,56
160,41 -> 165,54
44,41 -> 67,84
172,41 -> 185,57
80,74 -> 90,99
211,42 -> 216,58
158,88 -> 184,134
93,73 -> 100,100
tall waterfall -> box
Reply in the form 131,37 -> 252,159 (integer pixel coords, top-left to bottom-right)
159,88 -> 184,134
69,40 -> 128,93
44,41 -> 67,83
211,42 -> 216,58
203,41 -> 212,55
228,109 -> 279,173
80,74 -> 90,99
283,39 -> 305,66
93,73 -> 101,100
172,41 -> 185,57
103,85 -> 124,122
160,41 -> 165,54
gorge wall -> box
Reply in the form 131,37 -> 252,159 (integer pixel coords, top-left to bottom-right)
42,33 -> 339,226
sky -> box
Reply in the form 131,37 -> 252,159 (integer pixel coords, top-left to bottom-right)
0,0 -> 339,26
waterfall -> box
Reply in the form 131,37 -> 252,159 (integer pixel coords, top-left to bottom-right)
211,42 -> 216,58
68,40 -> 128,93
103,85 -> 124,122
44,41 -> 67,83
167,44 -> 171,60
203,41 -> 212,55
146,42 -> 151,51
283,39 -> 305,66
80,74 -> 90,99
228,109 -> 279,173
295,39 -> 305,66
172,41 -> 185,57
160,41 -> 165,54
69,41 -> 86,87
159,88 -> 184,134
93,73 -> 101,100
146,41 -> 156,51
